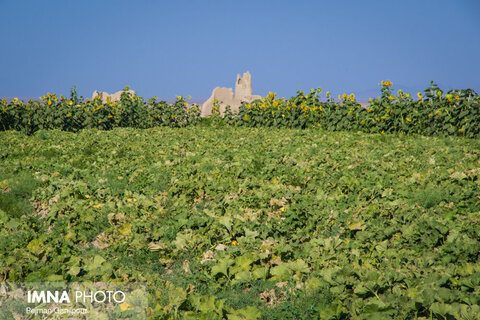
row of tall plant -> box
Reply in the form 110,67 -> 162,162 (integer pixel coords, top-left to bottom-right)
221,81 -> 480,138
0,86 -> 200,135
1,82 -> 479,138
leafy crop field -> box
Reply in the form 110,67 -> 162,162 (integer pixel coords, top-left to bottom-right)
1,126 -> 480,319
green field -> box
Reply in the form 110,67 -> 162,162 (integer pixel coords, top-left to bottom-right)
1,126 -> 480,319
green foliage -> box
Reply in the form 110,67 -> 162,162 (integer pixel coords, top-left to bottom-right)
0,173 -> 38,219
1,125 -> 480,318
3,81 -> 479,139
0,87 -> 201,134
235,81 -> 480,138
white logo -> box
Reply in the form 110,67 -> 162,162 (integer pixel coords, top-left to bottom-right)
27,290 -> 125,304
28,291 -> 71,304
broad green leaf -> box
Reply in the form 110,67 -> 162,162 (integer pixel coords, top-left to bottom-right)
227,306 -> 261,320
232,271 -> 252,285
211,258 -> 234,277
231,254 -> 255,274
430,302 -> 453,317
450,171 -> 467,180
218,216 -> 232,231
252,267 -> 268,280
68,266 -> 81,276
46,274 -> 64,282
354,285 -> 370,296
27,238 -> 45,255
270,264 -> 291,281
348,221 -> 366,231
92,255 -> 106,267
119,222 -> 132,236
289,259 -> 310,275
244,228 -> 258,238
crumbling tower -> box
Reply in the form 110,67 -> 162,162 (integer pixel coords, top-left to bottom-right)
235,72 -> 253,99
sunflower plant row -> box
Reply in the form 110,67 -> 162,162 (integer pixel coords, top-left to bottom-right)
2,82 -> 480,138
220,81 -> 480,138
0,87 -> 201,135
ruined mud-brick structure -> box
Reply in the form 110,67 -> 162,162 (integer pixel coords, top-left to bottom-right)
201,71 -> 261,117
92,89 -> 136,103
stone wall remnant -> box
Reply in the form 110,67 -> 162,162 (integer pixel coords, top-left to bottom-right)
92,89 -> 136,103
201,71 -> 261,117
235,72 -> 253,99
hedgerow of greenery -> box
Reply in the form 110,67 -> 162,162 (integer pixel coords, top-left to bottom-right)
226,81 -> 480,138
1,81 -> 479,138
0,86 -> 200,135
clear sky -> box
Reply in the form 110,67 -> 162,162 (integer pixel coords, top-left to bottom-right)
1,0 -> 479,100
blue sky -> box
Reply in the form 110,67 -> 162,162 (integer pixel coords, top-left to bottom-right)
1,0 -> 479,100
